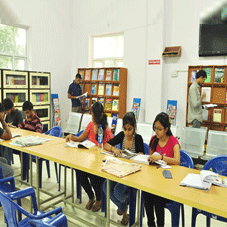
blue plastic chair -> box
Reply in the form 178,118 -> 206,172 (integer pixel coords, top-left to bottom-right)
140,149 -> 194,227
27,126 -> 63,188
0,187 -> 68,227
191,155 -> 227,227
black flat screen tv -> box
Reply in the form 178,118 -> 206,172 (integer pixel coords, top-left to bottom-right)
199,24 -> 227,56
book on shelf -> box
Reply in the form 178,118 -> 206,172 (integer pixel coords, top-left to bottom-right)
43,93 -> 48,102
98,69 -> 105,80
113,69 -> 119,81
92,97 -> 97,105
85,69 -> 91,80
180,170 -> 227,191
202,68 -> 211,83
202,104 -> 218,109
201,87 -> 211,102
84,98 -> 90,108
98,83 -> 104,95
113,84 -> 120,96
78,70 -> 84,80
98,97 -> 104,106
190,70 -> 198,83
91,84 -> 97,95
92,69 -> 98,80
36,94 -> 41,102
32,94 -> 36,102
7,76 -> 14,85
106,69 -> 112,80
37,77 -> 40,85
105,84 -> 112,96
105,98 -> 112,110
80,84 -> 84,93
214,68 -> 225,83
40,94 -> 44,102
112,99 -> 119,111
213,109 -> 222,122
66,140 -> 96,149
14,95 -> 19,103
102,157 -> 141,178
112,113 -> 118,126
32,77 -> 37,85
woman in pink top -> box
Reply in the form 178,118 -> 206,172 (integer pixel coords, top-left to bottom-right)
144,112 -> 180,227
66,102 -> 113,212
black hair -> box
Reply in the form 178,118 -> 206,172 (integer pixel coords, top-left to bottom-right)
0,103 -> 5,113
23,101 -> 33,111
150,112 -> 172,152
92,102 -> 108,140
196,70 -> 207,79
123,112 -> 137,131
76,73 -> 82,79
3,98 -> 14,111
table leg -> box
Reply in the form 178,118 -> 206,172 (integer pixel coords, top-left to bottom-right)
105,179 -> 110,227
71,168 -> 74,203
136,190 -> 141,226
36,156 -> 40,210
30,154 -> 33,213
20,151 -> 23,181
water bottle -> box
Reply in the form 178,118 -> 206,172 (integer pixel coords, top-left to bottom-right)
98,124 -> 103,150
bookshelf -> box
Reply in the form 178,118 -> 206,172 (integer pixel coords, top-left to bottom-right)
78,67 -> 127,118
0,69 -> 51,132
187,65 -> 227,132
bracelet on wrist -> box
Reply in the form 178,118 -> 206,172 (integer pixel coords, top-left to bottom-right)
161,154 -> 164,160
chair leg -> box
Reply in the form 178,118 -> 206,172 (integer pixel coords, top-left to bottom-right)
191,207 -> 199,227
140,191 -> 144,227
54,162 -> 59,183
39,159 -> 43,188
206,216 -> 211,227
46,160 -> 51,178
181,204 -> 185,227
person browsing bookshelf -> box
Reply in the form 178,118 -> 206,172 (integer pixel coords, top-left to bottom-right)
102,112 -> 144,225
188,70 -> 207,128
67,73 -> 82,113
19,101 -> 42,133
0,103 -> 14,178
3,98 -> 23,128
144,112 -> 180,227
66,102 -> 113,212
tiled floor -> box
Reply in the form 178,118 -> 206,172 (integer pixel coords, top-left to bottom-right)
0,155 -> 227,227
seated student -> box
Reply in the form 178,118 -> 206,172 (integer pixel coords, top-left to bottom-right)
66,102 -> 113,212
3,98 -> 23,128
19,101 -> 42,133
0,103 -> 14,178
103,112 -> 144,225
144,112 -> 180,227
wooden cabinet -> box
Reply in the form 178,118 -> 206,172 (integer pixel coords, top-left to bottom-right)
187,65 -> 227,132
0,69 -> 51,132
78,67 -> 127,118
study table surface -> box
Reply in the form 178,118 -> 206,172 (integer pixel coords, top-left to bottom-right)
23,142 -> 227,219
1,130 -> 227,219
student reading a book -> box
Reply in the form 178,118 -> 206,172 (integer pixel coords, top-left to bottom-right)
67,73 -> 82,113
188,70 -> 207,128
66,102 -> 113,212
102,112 -> 144,225
144,112 -> 180,227
19,101 -> 42,133
3,98 -> 23,128
0,103 -> 14,178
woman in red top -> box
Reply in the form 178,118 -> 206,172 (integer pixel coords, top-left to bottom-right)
66,102 -> 113,212
144,112 -> 180,227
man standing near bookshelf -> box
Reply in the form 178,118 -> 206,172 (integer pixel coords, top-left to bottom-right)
188,70 -> 207,128
68,73 -> 82,113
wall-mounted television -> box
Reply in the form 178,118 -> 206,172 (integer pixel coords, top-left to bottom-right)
199,24 -> 227,57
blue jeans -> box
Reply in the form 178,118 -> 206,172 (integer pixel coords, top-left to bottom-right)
103,180 -> 129,213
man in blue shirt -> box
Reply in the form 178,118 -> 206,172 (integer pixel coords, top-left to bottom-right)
68,73 -> 82,112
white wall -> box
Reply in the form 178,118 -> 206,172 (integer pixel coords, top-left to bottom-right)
1,0 -> 74,125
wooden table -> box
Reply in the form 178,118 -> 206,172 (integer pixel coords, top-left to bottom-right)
1,128 -> 227,226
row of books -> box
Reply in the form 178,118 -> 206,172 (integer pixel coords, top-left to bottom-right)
201,87 -> 227,103
6,94 -> 23,103
191,68 -> 226,83
90,84 -> 119,96
32,76 -> 48,86
79,69 -> 120,81
6,76 -> 26,85
84,98 -> 119,111
212,108 -> 227,123
32,93 -> 49,103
